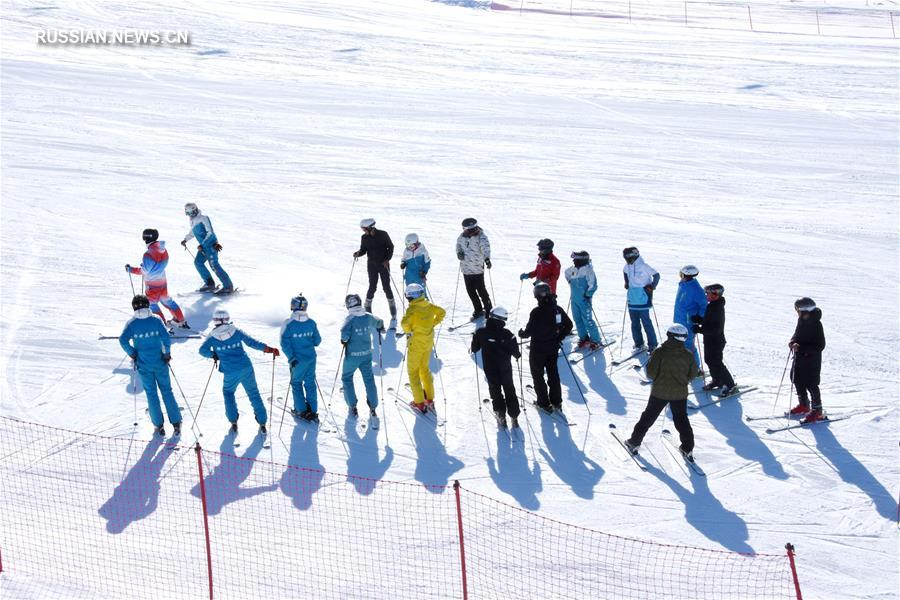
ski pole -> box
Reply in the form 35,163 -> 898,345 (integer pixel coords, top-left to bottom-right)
486,265 -> 496,304
450,264 -> 461,324
268,354 -> 277,430
559,343 -> 591,415
514,279 -> 524,330
168,364 -> 203,439
183,245 -> 195,260
389,272 -> 407,313
329,346 -> 346,402
772,349 -> 794,416
474,350 -> 483,411
193,361 -> 217,424
395,341 -> 409,394
127,271 -> 136,297
618,299 -> 628,360
651,305 -> 661,338
375,335 -> 389,446
277,364 -> 293,438
344,257 -> 357,299
131,362 -> 139,427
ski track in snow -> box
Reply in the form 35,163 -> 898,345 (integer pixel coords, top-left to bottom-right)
2,0 -> 899,598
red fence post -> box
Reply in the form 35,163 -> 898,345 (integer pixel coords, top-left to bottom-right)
785,543 -> 803,600
453,481 -> 469,600
196,444 -> 214,600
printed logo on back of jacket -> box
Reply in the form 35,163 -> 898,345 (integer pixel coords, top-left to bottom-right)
132,331 -> 161,340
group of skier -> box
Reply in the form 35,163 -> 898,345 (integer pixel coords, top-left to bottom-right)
118,209 -> 827,452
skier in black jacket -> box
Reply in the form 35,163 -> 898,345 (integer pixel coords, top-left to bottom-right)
691,283 -> 736,396
472,307 -> 522,429
353,218 -> 397,327
518,282 -> 573,412
789,297 -> 826,423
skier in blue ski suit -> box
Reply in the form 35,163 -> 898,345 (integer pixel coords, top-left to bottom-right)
199,310 -> 279,428
181,202 -> 233,293
400,233 -> 431,289
280,295 -> 322,419
565,250 -> 602,349
340,294 -> 384,414
673,265 -> 706,371
119,295 -> 181,434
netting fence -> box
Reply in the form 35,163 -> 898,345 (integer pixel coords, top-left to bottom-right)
490,0 -> 898,38
0,417 -> 801,599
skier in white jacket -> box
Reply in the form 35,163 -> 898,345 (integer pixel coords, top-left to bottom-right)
456,217 -> 493,319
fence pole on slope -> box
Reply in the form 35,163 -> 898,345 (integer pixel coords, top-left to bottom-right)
785,543 -> 803,600
453,481 -> 469,600
195,444 -> 214,600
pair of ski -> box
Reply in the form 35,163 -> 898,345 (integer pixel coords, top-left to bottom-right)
568,339 -> 617,365
609,424 -> 705,476
524,384 -> 574,426
230,423 -> 271,449
388,385 -> 445,427
610,347 -> 648,367
177,286 -> 242,297
744,411 -> 853,433
685,386 -> 759,410
288,407 -> 336,434
481,399 -> 525,443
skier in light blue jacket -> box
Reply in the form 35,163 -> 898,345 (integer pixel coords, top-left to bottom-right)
400,233 -> 431,290
199,309 -> 280,431
119,295 -> 181,436
340,293 -> 384,418
181,202 -> 234,294
565,251 -> 602,350
280,294 -> 322,422
673,265 -> 706,373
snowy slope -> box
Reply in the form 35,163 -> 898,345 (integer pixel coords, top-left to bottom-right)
1,0 -> 898,598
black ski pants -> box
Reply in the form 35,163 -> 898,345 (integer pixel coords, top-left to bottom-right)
366,263 -> 394,301
628,396 -> 694,453
795,384 -> 822,410
486,368 -> 520,419
703,340 -> 734,388
529,346 -> 561,409
463,273 -> 492,317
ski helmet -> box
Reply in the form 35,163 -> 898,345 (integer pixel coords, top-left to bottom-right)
212,309 -> 231,325
794,297 -> 816,312
533,282 -> 552,300
680,265 -> 699,278
184,203 -> 199,217
345,294 -> 362,309
704,283 -> 724,297
489,306 -> 509,322
571,250 -> 590,267
405,233 -> 419,247
623,247 -> 640,261
461,217 -> 478,230
291,294 -> 308,312
666,323 -> 689,342
405,283 -> 425,300
142,228 -> 159,244
537,239 -> 554,252
131,294 -> 150,311
359,218 -> 376,229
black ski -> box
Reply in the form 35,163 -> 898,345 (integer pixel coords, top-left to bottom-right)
765,414 -> 851,434
660,429 -> 705,476
568,340 -> 616,365
611,348 -> 647,366
608,424 -> 647,471
688,386 -> 759,411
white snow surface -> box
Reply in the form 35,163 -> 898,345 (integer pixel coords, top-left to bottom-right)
1,0 -> 898,598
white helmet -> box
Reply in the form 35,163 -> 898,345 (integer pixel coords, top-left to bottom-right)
405,233 -> 419,247
680,265 -> 699,277
666,323 -> 689,341
359,218 -> 376,229
405,283 -> 425,300
489,306 -> 509,322
212,309 -> 230,326
185,202 -> 199,217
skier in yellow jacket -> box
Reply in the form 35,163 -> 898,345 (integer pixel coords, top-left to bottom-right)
401,283 -> 446,412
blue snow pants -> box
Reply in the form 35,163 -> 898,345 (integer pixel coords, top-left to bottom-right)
138,364 -> 181,427
342,353 -> 379,409
629,309 -> 658,349
291,358 -> 318,413
572,296 -> 601,342
222,365 -> 267,425
195,245 -> 233,289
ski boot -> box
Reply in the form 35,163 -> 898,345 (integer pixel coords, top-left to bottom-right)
623,439 -> 639,455
349,406 -> 358,418
510,417 -> 520,429
214,286 -> 235,295
173,422 -> 182,436
801,409 -> 824,424
719,385 -> 737,398
229,421 -> 238,433
679,445 -> 695,462
154,425 -> 166,436
409,401 -> 427,414
494,412 -> 508,429
197,278 -> 217,293
789,404 -> 810,417
259,424 -> 267,434
369,406 -> 378,419
702,381 -> 723,392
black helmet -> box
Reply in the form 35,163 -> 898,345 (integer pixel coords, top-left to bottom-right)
461,217 -> 478,229
537,239 -> 554,251
571,250 -> 590,267
142,228 -> 159,244
345,294 -> 362,309
794,297 -> 816,312
291,294 -> 308,312
131,294 -> 150,311
704,283 -> 724,297
623,247 -> 640,261
533,282 -> 552,300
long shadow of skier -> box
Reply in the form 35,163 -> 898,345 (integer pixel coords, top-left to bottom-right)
413,417 -> 464,493
345,418 -> 394,495
580,350 -> 628,415
487,431 -> 542,510
537,413 -> 603,499
811,424 -> 896,521
280,423 -> 325,511
190,431 -> 277,515
98,436 -> 172,533
645,461 -> 754,554
700,396 -> 788,480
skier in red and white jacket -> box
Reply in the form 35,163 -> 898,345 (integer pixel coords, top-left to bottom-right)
126,228 -> 188,328
520,238 -> 561,294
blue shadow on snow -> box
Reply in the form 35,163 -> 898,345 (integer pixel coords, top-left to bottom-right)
280,422 -> 324,510
413,417 -> 464,493
487,430 -> 542,510
190,431 -> 277,515
98,436 -> 173,533
345,417 -> 394,495
537,412 -> 604,500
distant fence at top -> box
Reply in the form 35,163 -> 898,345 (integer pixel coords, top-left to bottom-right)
490,0 -> 899,38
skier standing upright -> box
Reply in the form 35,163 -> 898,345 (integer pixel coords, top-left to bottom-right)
181,203 -> 234,294
340,293 -> 384,418
280,294 -> 322,422
520,238 -> 561,294
400,233 -> 431,290
623,247 -> 660,351
691,284 -> 736,395
789,297 -> 826,424
456,217 -> 493,320
198,309 -> 279,431
471,306 -> 522,428
673,264 -> 706,371
565,250 -> 602,350
518,282 -> 573,412
353,218 -> 397,329
126,228 -> 188,328
400,283 -> 446,413
119,294 -> 182,436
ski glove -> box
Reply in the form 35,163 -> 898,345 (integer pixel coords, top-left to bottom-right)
400,260 -> 407,270
690,315 -> 704,324
517,328 -> 529,339
382,260 -> 390,269
290,359 -> 298,369
457,251 -> 465,261
129,352 -> 138,361
519,273 -> 530,280
125,264 -> 132,272
213,242 -> 223,252
263,346 -> 280,357
484,259 -> 492,269
353,250 -> 363,258
691,325 -> 702,334
181,240 -> 187,247
162,353 -> 172,364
